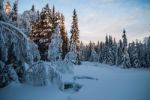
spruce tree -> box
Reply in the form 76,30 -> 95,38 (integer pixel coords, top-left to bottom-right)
48,25 -> 62,61
122,29 -> 131,68
31,4 -> 35,12
116,39 -> 123,66
12,0 -> 18,22
30,4 -> 52,60
60,14 -> 68,59
69,9 -> 81,65
98,42 -> 105,63
103,35 -> 109,63
0,0 -> 5,21
51,5 -> 57,32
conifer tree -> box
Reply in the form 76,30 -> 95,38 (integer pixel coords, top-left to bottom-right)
12,0 -> 18,22
31,4 -> 35,12
103,35 -> 109,63
60,14 -> 68,59
30,4 -> 52,60
122,29 -> 131,68
0,0 -> 5,21
116,39 -> 123,66
51,5 -> 57,32
48,25 -> 62,61
69,9 -> 80,64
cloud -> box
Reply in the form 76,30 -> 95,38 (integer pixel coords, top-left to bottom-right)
18,0 -> 150,43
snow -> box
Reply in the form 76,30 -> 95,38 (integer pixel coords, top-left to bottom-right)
0,62 -> 150,100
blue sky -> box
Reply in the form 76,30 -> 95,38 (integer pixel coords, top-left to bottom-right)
8,0 -> 150,43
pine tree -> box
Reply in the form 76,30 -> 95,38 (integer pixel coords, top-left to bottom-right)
60,14 -> 69,59
144,36 -> 150,67
31,4 -> 35,12
116,39 -> 124,66
12,0 -> 18,22
103,35 -> 109,63
89,44 -> 98,62
122,29 -> 131,68
69,9 -> 80,65
98,42 -> 105,63
30,4 -> 53,60
80,42 -> 85,61
51,5 -> 57,32
128,41 -> 140,68
107,35 -> 114,65
0,0 -> 6,21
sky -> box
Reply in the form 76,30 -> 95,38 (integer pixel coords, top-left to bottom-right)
8,0 -> 150,43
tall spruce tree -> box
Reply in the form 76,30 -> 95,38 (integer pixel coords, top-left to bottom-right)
31,4 -> 35,12
12,0 -> 18,22
0,0 -> 5,21
103,35 -> 109,63
69,9 -> 80,65
122,29 -> 131,68
60,14 -> 68,59
116,39 -> 123,66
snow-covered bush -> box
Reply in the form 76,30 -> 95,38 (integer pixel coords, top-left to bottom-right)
52,61 -> 73,74
48,63 -> 62,89
25,61 -> 47,86
25,61 -> 63,88
64,51 -> 77,64
27,40 -> 41,63
0,61 -> 18,88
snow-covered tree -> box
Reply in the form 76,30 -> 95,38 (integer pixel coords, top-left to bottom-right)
103,35 -> 109,64
80,42 -> 86,61
122,29 -> 131,68
89,47 -> 98,62
98,42 -> 105,63
19,7 -> 38,35
128,41 -> 140,68
68,9 -> 81,64
0,21 -> 40,86
0,0 -> 6,21
48,25 -> 62,61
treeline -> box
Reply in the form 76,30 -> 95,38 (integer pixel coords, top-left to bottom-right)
80,30 -> 150,68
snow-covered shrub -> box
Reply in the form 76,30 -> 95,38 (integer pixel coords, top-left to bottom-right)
48,64 -> 62,89
64,51 -> 77,64
0,61 -> 9,87
27,40 -> 41,63
25,61 -> 63,88
53,61 -> 73,74
25,61 -> 47,86
0,61 -> 18,88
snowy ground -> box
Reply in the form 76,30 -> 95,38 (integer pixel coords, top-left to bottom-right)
0,62 -> 150,100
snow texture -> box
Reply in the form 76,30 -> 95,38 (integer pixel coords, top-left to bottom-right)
0,62 -> 150,100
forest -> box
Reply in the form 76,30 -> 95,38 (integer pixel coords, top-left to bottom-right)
0,0 -> 150,100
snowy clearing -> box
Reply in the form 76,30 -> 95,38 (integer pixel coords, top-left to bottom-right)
0,62 -> 150,100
